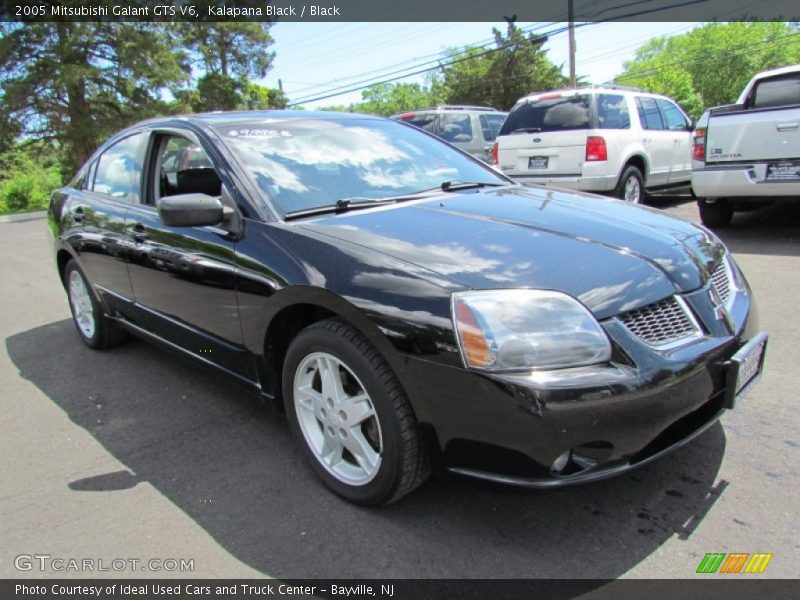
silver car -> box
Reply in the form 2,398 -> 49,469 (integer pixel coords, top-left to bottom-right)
393,105 -> 507,162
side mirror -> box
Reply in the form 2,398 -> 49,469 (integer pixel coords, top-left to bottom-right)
157,193 -> 223,227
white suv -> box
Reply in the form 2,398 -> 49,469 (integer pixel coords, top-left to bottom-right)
493,87 -> 694,203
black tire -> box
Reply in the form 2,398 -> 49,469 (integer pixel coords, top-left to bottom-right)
697,199 -> 734,228
282,318 -> 430,505
614,165 -> 645,204
64,260 -> 127,349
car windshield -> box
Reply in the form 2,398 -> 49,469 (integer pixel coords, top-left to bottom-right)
218,117 -> 508,218
499,94 -> 591,134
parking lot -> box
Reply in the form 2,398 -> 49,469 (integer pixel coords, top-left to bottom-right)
1,198 -> 798,580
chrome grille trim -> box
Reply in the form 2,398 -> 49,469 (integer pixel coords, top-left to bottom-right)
618,295 -> 703,349
710,259 -> 732,306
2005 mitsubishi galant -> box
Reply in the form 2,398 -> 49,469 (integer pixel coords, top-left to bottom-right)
48,111 -> 768,505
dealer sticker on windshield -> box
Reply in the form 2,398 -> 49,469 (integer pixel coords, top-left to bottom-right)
766,160 -> 800,181
724,332 -> 768,409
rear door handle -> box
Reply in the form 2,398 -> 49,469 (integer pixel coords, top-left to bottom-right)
71,206 -> 84,223
777,122 -> 799,132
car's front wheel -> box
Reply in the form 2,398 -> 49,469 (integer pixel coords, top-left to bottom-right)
615,165 -> 645,204
64,260 -> 127,349
282,319 -> 430,505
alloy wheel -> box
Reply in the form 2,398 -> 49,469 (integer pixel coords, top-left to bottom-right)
293,352 -> 383,486
624,175 -> 642,203
68,270 -> 96,339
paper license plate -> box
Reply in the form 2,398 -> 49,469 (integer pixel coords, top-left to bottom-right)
766,161 -> 800,181
724,332 -> 768,409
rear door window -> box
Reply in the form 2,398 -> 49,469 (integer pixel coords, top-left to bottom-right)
500,94 -> 591,134
438,113 -> 473,143
91,133 -> 143,200
752,72 -> 800,108
479,114 -> 507,141
635,97 -> 665,130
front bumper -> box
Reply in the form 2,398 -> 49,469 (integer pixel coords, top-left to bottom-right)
402,281 -> 764,488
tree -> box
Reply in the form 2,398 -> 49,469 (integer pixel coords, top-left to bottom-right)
0,22 -> 188,175
616,22 -> 800,118
433,21 -> 567,110
178,22 -> 273,81
176,22 -> 276,112
357,83 -> 436,116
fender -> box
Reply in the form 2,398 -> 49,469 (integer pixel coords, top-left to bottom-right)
243,284 -> 437,424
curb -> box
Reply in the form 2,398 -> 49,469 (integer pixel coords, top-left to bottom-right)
0,211 -> 47,223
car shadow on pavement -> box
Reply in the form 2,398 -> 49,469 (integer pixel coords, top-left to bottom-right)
7,320 -> 728,579
713,203 -> 800,257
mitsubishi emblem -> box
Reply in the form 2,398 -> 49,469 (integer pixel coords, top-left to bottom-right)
709,287 -> 733,333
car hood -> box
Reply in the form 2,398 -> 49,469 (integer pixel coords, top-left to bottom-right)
299,185 -> 724,319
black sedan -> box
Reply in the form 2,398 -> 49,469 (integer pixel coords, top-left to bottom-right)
48,111 -> 767,505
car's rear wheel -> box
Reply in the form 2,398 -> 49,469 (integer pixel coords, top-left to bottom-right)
698,199 -> 734,228
615,165 -> 645,204
65,260 -> 127,349
282,319 -> 430,505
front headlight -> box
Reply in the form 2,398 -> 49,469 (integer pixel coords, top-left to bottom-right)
452,290 -> 612,371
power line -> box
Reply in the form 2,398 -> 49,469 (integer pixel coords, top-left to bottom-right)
288,23 -> 586,106
285,22 -> 560,100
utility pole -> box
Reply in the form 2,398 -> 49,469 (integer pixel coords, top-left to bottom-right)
568,0 -> 576,88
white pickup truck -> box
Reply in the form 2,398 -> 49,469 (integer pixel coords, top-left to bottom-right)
691,64 -> 800,227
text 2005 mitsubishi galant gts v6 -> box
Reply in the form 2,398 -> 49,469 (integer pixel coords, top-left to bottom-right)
48,111 -> 768,505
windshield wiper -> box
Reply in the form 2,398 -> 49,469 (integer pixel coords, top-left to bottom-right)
284,197 -> 397,221
284,190 -> 445,221
284,182 -> 509,220
509,126 -> 542,133
440,181 -> 508,192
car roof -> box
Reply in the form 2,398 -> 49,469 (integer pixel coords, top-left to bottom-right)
132,110 -> 382,131
515,87 -> 675,104
393,106 -> 507,117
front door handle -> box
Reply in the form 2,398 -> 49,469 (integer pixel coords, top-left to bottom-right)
777,122 -> 799,132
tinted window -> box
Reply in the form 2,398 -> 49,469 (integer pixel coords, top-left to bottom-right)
635,97 -> 665,130
753,72 -> 800,108
157,136 -> 221,200
438,113 -> 473,143
656,99 -> 689,131
499,95 -> 591,134
400,113 -> 437,133
92,134 -> 142,200
597,94 -> 630,129
221,118 -> 506,217
479,114 -> 506,141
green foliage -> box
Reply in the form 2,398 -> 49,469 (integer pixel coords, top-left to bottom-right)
0,22 -> 189,176
431,22 -> 567,110
358,83 -> 436,116
0,143 -> 63,214
177,22 -> 274,80
617,22 -> 800,118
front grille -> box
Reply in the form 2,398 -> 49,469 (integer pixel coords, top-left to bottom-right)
710,260 -> 731,305
619,296 -> 700,347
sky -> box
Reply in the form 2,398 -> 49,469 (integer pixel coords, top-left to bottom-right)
259,21 -> 698,109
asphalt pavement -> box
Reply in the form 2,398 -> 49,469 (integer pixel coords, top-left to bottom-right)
1,198 -> 798,581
